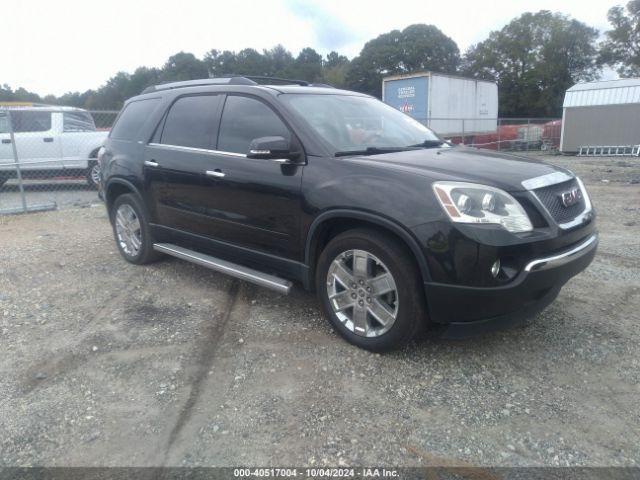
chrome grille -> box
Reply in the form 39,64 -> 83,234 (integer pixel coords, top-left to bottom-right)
533,178 -> 586,225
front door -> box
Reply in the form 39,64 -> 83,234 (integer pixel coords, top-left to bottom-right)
10,110 -> 61,173
198,94 -> 304,261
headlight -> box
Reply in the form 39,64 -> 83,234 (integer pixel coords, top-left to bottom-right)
433,181 -> 533,233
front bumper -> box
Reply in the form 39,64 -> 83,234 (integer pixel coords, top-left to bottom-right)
425,233 -> 598,338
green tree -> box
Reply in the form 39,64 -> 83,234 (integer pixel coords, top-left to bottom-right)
205,49 -> 239,77
262,45 -> 295,77
347,24 -> 460,97
322,51 -> 350,88
293,47 -> 323,81
160,52 -> 209,82
462,11 -> 600,116
0,84 -> 42,103
600,0 -> 640,77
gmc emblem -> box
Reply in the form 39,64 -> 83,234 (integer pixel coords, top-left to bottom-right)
560,188 -> 582,207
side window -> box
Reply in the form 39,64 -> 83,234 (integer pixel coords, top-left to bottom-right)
160,95 -> 220,149
63,111 -> 96,132
217,96 -> 291,154
10,111 -> 52,133
0,114 -> 8,134
110,98 -> 160,141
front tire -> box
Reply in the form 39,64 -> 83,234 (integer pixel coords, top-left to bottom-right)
111,194 -> 161,265
316,228 -> 426,351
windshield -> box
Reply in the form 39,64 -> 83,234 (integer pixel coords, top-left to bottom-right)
281,93 -> 442,155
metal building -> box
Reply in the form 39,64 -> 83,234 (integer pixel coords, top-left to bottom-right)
561,78 -> 640,153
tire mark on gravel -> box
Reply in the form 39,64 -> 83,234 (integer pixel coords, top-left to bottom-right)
162,279 -> 242,460
21,278 -> 137,393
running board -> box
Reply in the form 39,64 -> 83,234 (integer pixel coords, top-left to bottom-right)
153,243 -> 293,295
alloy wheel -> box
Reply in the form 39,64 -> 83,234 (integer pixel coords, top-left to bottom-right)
90,164 -> 101,186
326,249 -> 399,337
115,204 -> 142,257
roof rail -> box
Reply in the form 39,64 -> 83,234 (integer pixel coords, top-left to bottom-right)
141,77 -> 257,94
242,76 -> 335,88
242,76 -> 309,86
141,76 -> 335,94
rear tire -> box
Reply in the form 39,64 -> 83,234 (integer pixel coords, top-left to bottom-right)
0,175 -> 9,189
86,160 -> 100,189
316,228 -> 426,351
111,193 -> 161,265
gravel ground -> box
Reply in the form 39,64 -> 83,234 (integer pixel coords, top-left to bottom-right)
0,179 -> 99,213
0,155 -> 638,467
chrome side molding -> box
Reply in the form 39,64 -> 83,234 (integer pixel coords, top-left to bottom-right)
524,234 -> 598,272
153,243 -> 293,294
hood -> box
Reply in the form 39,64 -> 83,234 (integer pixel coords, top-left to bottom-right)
346,146 -> 570,192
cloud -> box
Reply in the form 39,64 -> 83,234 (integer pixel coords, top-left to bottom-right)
285,0 -> 358,51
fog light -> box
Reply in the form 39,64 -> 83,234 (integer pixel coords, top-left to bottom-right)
491,259 -> 501,277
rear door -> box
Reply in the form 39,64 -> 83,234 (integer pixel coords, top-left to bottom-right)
60,110 -> 98,169
145,93 -> 223,232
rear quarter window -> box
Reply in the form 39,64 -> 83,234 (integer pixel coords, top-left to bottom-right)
110,98 -> 160,141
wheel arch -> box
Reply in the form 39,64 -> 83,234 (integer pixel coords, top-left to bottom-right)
305,209 -> 432,290
104,178 -> 144,218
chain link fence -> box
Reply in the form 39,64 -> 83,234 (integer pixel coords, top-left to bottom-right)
0,108 -> 563,216
0,107 -> 118,215
424,117 -> 562,152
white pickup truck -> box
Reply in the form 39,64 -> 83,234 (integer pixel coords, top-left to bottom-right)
0,105 -> 109,188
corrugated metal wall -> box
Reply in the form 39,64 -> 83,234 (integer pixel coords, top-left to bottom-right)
561,104 -> 640,152
428,75 -> 498,135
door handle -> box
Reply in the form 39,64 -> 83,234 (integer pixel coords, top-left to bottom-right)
205,169 -> 226,178
1,139 -> 10,144
144,160 -> 159,167
43,137 -> 54,143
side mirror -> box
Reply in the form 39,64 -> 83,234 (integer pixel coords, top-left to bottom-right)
247,136 -> 299,162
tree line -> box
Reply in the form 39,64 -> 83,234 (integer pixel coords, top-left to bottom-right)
2,2 -> 639,117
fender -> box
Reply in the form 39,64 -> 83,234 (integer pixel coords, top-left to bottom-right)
304,209 -> 432,284
104,177 -> 144,208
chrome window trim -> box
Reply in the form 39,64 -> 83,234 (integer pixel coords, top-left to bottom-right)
148,142 -> 247,158
521,171 -> 573,190
524,234 -> 598,272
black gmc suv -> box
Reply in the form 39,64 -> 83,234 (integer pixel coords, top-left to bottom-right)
98,77 -> 597,351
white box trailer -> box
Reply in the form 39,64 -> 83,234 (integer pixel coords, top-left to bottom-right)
382,72 -> 498,136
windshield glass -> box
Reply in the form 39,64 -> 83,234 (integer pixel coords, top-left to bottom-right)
281,93 -> 442,155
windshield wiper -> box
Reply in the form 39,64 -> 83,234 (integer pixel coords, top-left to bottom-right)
334,146 -> 414,157
407,139 -> 448,148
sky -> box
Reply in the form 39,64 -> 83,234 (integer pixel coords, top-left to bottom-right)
2,0 -> 621,96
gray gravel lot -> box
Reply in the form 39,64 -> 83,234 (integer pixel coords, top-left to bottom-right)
0,154 -> 639,467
